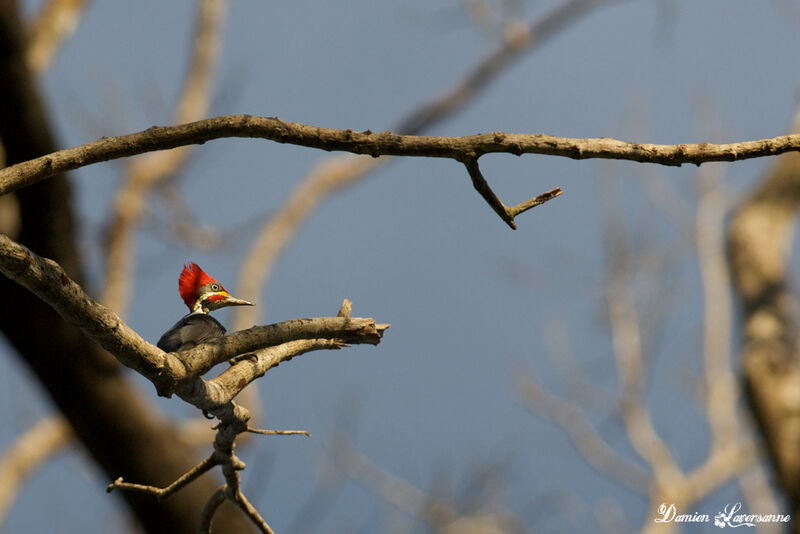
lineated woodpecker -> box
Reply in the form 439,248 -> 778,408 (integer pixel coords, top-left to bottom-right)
157,263 -> 253,352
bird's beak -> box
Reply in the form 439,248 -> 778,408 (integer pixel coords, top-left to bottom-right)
205,291 -> 254,311
224,295 -> 254,307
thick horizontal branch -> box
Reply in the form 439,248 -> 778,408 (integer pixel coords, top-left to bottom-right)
1,114 -> 799,195
176,319 -> 388,378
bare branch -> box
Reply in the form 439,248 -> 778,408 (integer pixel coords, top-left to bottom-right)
26,0 -> 89,73
463,158 -> 561,229
177,319 -> 387,379
101,0 -> 229,315
695,164 -> 739,454
111,397 -> 272,532
599,215 -> 690,495
2,115 -> 799,198
0,416 -> 72,524
463,157 -> 517,228
684,442 -> 755,501
0,232 -> 184,393
198,486 -> 228,534
0,233 -> 388,398
516,376 -> 650,493
606,263 -> 685,489
205,339 -> 344,404
332,433 -> 455,528
107,455 -> 216,499
396,0 -> 626,135
233,490 -> 275,534
247,428 -> 310,437
506,188 -> 564,219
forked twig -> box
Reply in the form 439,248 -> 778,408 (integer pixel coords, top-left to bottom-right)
107,455 -> 216,499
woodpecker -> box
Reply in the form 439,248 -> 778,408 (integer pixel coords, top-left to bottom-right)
157,262 -> 253,352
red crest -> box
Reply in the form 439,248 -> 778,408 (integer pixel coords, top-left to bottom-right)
178,263 -> 221,310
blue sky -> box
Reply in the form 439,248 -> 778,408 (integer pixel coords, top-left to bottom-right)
2,0 -> 799,532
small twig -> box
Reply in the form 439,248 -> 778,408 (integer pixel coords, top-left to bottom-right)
198,486 -> 228,534
464,159 -> 562,228
107,455 -> 217,498
507,187 -> 564,218
247,427 -> 310,437
337,298 -> 352,318
463,158 -> 517,228
233,490 -> 276,534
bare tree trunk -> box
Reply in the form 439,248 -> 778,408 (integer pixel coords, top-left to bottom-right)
0,1 -> 252,531
728,147 -> 800,531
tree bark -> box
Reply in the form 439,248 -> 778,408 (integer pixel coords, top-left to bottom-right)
728,146 -> 800,531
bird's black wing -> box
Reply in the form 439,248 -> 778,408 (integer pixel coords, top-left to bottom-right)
157,313 -> 227,352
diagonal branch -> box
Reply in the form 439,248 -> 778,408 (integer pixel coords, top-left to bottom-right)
0,232 -> 389,398
331,432 -> 456,528
0,416 -> 72,524
207,338 -> 344,403
174,338 -> 346,413
26,0 -> 90,74
0,232 -> 183,392
516,376 -> 651,493
233,490 -> 275,534
2,115 -> 799,197
605,256 -> 684,488
107,455 -> 217,499
396,0 -> 627,135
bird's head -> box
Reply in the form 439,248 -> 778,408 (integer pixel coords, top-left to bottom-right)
178,262 -> 253,313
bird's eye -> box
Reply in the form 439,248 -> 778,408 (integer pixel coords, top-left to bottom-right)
211,283 -> 221,291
